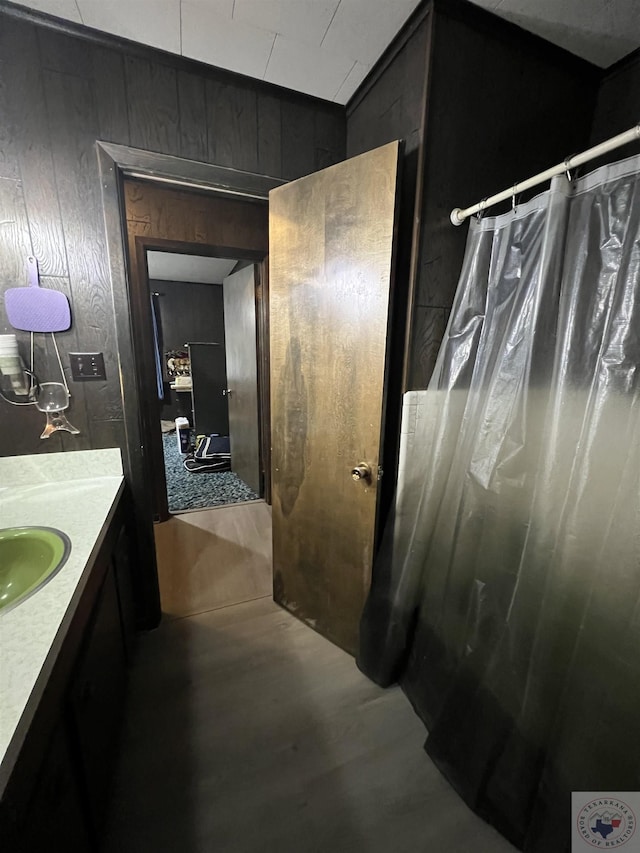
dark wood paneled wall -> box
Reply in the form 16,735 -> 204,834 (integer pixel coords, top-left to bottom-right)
347,11 -> 428,162
408,0 -> 599,389
346,5 -> 430,374
151,279 -> 226,422
346,7 -> 431,532
0,6 -> 345,458
590,49 -> 640,143
346,1 -> 600,393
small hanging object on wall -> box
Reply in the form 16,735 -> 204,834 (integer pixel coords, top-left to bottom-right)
32,331 -> 80,438
35,377 -> 80,440
5,256 -> 71,332
1,256 -> 80,438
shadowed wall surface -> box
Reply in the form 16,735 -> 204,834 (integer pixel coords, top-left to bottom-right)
0,6 -> 345,457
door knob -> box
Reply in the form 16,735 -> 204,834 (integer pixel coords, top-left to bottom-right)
223,389 -> 233,397
351,463 -> 371,482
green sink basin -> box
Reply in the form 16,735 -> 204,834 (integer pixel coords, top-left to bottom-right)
0,527 -> 71,614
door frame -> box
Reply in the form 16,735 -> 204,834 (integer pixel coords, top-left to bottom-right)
97,141 -> 283,628
130,236 -> 266,524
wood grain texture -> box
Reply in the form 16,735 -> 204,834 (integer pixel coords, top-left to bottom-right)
127,229 -> 169,521
206,80 -> 258,172
346,14 -> 428,161
102,595 -> 518,853
345,13 -> 430,523
223,265 -> 261,494
257,92 -> 282,177
38,275 -> 93,452
37,27 -> 92,76
408,4 -> 597,388
0,384 -> 53,457
124,180 -> 269,252
269,142 -> 401,654
408,305 -> 447,390
125,56 -> 179,155
177,70 -> 207,161
0,62 -> 20,181
590,52 -> 640,143
0,178 -> 32,297
91,46 -> 130,144
88,418 -> 127,451
0,17 -> 68,278
97,142 -> 161,631
281,100 -> 316,181
153,501 -> 272,618
314,105 -> 347,171
0,3 -> 344,465
44,69 -> 121,425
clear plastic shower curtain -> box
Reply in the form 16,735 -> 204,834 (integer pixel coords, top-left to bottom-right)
358,154 -> 640,851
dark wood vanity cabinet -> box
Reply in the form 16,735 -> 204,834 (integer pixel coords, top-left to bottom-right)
0,496 -> 136,852
7,722 -> 91,853
113,524 -> 137,662
69,567 -> 127,837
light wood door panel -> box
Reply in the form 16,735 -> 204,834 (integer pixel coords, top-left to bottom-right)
269,141 -> 401,654
223,265 -> 261,494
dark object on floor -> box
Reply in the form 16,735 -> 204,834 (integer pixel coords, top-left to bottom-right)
184,433 -> 232,473
183,455 -> 230,473
195,434 -> 230,457
161,432 -> 257,512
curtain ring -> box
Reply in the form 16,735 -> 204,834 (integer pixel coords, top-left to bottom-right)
476,198 -> 488,220
512,183 -> 518,214
564,156 -> 574,182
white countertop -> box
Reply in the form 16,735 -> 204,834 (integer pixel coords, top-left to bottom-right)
0,449 -> 124,794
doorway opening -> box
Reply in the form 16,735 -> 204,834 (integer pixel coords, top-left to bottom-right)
99,140 -> 402,641
98,141 -> 282,628
122,176 -> 271,527
121,177 -> 272,619
147,250 -> 262,514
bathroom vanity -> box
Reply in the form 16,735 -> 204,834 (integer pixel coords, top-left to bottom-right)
0,449 -> 135,850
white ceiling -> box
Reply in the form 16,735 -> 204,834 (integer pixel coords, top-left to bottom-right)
19,0 -> 421,102
468,0 -> 640,68
15,0 -> 640,103
147,252 -> 237,284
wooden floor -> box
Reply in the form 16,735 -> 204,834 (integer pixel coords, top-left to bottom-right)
102,596 -> 518,853
154,501 -> 272,619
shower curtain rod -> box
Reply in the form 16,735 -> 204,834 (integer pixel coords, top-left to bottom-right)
450,123 -> 640,226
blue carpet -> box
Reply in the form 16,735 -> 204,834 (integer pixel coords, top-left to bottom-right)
162,432 -> 259,512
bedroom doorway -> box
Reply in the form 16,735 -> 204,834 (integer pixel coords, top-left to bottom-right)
122,180 -> 272,619
122,177 -> 270,523
147,250 -> 263,514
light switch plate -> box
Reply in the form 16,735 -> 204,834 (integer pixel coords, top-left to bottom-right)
69,352 -> 106,381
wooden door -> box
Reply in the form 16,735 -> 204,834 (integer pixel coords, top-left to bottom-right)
269,141 -> 401,655
223,266 -> 261,494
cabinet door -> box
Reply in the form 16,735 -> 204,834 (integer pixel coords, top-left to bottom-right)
113,524 -> 137,661
70,568 -> 126,835
3,723 -> 91,853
